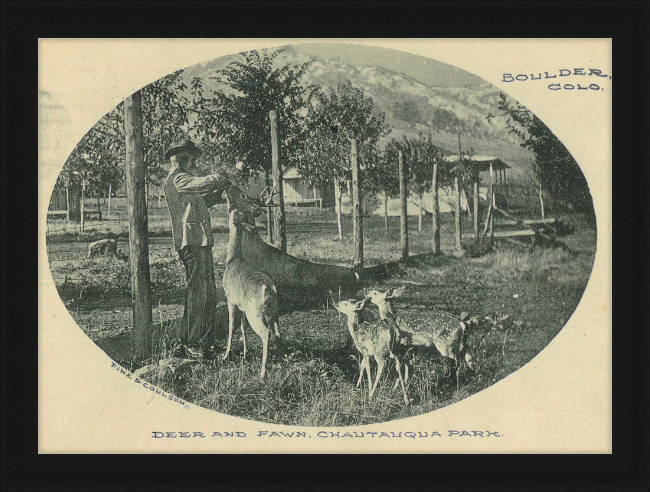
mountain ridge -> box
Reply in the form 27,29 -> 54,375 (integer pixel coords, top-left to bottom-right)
181,45 -> 535,181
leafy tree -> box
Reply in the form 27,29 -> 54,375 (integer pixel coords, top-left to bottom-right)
392,98 -> 424,125
431,107 -> 461,133
378,135 -> 449,233
400,135 -> 436,231
62,69 -> 192,215
424,134 -> 449,253
450,149 -> 477,217
365,140 -> 400,234
196,49 -> 317,181
60,107 -> 125,222
487,92 -> 593,214
299,80 -> 391,239
141,70 -> 190,195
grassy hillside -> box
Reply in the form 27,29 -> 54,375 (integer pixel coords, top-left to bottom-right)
182,45 -> 537,184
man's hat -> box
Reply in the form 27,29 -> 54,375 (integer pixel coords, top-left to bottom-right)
165,137 -> 202,161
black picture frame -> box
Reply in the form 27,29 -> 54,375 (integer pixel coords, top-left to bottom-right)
2,1 -> 648,490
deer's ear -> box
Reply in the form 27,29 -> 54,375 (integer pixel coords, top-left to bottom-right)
392,286 -> 406,298
355,298 -> 370,311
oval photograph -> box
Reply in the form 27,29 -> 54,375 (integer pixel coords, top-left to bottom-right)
45,43 -> 597,426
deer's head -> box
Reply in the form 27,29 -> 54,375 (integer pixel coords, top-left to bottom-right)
329,291 -> 371,318
365,286 -> 405,305
365,286 -> 405,317
228,209 -> 254,229
223,184 -> 278,225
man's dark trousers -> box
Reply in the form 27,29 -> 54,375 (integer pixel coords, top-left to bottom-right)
177,245 -> 217,346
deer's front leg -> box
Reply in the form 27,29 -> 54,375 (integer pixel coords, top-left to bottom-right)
223,301 -> 237,361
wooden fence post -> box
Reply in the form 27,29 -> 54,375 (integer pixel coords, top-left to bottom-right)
432,159 -> 440,254
473,170 -> 479,239
265,171 -> 273,243
489,162 -> 494,238
65,186 -> 70,221
399,150 -> 409,262
270,111 -> 286,252
384,191 -> 389,235
351,139 -> 363,269
125,90 -> 152,359
80,177 -> 85,232
334,178 -> 343,240
455,174 -> 462,250
416,147 -> 423,233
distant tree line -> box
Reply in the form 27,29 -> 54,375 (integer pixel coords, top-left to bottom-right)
60,50 -> 590,232
488,92 -> 593,214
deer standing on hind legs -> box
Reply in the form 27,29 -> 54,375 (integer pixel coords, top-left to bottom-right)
365,286 -> 475,388
222,187 -> 280,380
330,293 -> 409,405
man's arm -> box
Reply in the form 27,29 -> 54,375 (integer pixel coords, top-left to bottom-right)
173,172 -> 230,194
202,188 -> 223,208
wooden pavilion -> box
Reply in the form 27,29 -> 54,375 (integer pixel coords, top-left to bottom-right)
444,155 -> 511,186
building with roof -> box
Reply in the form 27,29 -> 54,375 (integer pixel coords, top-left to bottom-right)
371,155 -> 512,217
239,167 -> 334,209
444,155 -> 511,185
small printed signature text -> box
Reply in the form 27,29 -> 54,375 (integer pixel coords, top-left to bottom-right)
110,361 -> 187,406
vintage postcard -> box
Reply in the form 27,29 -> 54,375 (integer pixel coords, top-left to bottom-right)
38,38 -> 611,453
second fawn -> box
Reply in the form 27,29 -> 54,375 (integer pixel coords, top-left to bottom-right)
330,293 -> 409,405
223,209 -> 280,380
365,286 -> 475,387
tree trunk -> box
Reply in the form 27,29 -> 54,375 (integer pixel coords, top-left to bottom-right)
539,184 -> 545,220
108,183 -> 112,215
335,178 -> 343,240
270,111 -> 287,252
399,151 -> 408,262
96,195 -> 102,221
125,90 -> 152,360
418,194 -> 423,232
351,139 -> 363,270
384,191 -> 389,235
432,161 -> 440,254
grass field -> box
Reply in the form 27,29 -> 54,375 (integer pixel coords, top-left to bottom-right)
47,206 -> 596,426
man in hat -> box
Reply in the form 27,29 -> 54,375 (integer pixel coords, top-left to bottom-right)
163,137 -> 231,356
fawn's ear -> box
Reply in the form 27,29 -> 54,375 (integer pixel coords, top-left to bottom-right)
355,297 -> 371,311
388,285 -> 406,299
